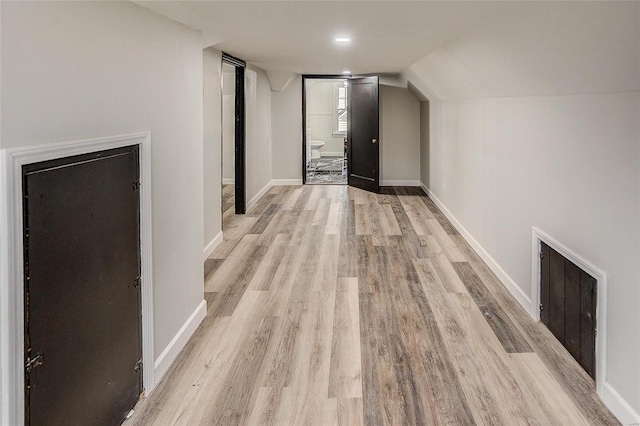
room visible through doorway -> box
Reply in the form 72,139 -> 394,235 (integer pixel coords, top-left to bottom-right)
303,77 -> 348,184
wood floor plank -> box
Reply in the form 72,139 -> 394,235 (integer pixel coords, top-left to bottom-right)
288,290 -> 337,425
248,193 -> 277,217
200,316 -> 277,425
354,203 -> 371,236
328,277 -> 363,399
205,234 -> 261,292
337,398 -> 364,426
245,386 -> 286,426
430,253 -> 468,293
379,203 -> 402,236
508,353 -> 589,425
396,189 -> 433,235
311,234 -> 340,292
206,241 -> 269,316
247,202 -> 280,234
281,187 -> 303,210
426,218 -> 466,262
203,258 -> 224,281
210,215 -> 260,260
127,185 -> 618,426
247,233 -> 291,291
325,199 -> 342,235
452,262 -> 533,353
314,196 -> 332,227
444,292 -> 537,424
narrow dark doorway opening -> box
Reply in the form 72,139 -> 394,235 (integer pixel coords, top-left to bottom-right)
222,52 -> 246,215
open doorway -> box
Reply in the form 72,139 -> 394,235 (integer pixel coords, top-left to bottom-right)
303,76 -> 349,185
303,75 -> 380,192
221,52 -> 246,222
221,61 -> 236,221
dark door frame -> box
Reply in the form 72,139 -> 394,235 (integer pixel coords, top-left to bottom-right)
222,52 -> 247,214
301,74 -> 352,184
347,76 -> 380,193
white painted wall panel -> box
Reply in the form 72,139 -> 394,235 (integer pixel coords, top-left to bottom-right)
203,47 -> 223,250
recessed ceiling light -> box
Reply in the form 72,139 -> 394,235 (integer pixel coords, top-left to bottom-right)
342,70 -> 351,74
335,37 -> 351,43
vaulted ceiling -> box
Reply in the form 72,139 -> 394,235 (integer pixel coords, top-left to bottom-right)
136,1 -> 640,99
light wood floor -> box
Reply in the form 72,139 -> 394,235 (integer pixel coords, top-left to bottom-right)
222,184 -> 235,220
127,185 -> 618,425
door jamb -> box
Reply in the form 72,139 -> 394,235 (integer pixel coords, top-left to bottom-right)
0,132 -> 154,425
301,74 -> 352,185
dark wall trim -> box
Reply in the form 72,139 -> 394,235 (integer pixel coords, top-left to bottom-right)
234,66 -> 246,214
222,52 -> 246,68
301,75 -> 351,184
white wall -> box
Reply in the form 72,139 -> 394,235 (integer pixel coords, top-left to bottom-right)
271,75 -> 303,182
1,0 -> 205,382
427,92 -> 640,419
420,101 -> 430,187
222,65 -> 235,182
380,85 -> 421,184
203,47 -> 223,251
245,66 -> 273,203
306,80 -> 345,157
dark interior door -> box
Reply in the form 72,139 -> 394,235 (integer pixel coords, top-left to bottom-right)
23,146 -> 142,426
540,242 -> 596,379
347,76 -> 380,193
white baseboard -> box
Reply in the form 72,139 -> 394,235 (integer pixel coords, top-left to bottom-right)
320,152 -> 343,157
153,300 -> 206,386
381,180 -> 421,186
222,178 -> 234,185
421,182 -> 534,316
272,179 -> 302,186
203,231 -> 223,261
602,381 -> 640,425
247,181 -> 274,212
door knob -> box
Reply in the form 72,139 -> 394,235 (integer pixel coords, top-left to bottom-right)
372,138 -> 378,144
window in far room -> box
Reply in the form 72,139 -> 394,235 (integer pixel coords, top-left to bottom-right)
333,81 -> 348,136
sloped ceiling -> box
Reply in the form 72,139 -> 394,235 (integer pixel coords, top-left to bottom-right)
403,1 -> 640,100
136,1 -> 639,99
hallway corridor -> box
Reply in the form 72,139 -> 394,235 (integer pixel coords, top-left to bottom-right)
127,185 -> 618,425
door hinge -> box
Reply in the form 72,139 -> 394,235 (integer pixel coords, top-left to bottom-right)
25,353 -> 43,374
539,251 -> 544,260
134,359 -> 143,373
134,276 -> 141,288
539,303 -> 544,312
133,180 -> 141,191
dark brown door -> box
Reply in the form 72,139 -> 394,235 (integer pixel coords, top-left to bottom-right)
347,76 -> 379,193
540,242 -> 596,379
23,146 -> 142,426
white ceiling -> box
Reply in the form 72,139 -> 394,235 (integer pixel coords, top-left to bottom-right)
136,1 -> 639,97
136,1 -> 503,75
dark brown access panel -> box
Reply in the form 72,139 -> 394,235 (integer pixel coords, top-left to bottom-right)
23,146 -> 142,425
540,241 -> 596,379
